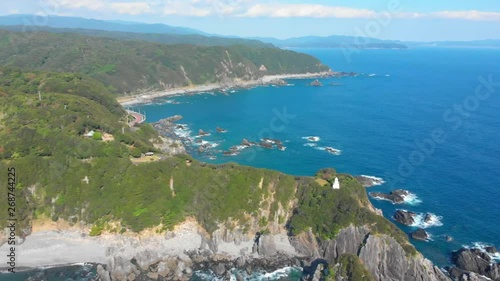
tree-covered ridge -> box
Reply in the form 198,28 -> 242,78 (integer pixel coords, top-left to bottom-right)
0,26 -> 276,48
0,29 -> 329,94
0,67 -> 158,161
288,168 -> 416,255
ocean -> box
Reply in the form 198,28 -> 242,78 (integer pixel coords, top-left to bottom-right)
5,47 -> 499,280
133,47 -> 500,268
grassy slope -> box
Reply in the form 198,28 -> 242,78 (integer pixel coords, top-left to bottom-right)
0,30 -> 329,94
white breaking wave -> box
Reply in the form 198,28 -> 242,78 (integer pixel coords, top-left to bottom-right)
302,136 -> 320,142
401,192 -> 422,205
193,267 -> 301,281
193,140 -> 219,149
371,191 -> 422,205
359,175 -> 386,186
173,124 -> 192,139
464,242 -> 500,262
230,145 -> 249,151
411,213 -> 443,229
230,266 -> 300,281
316,146 -> 342,155
368,73 -> 376,77
303,143 -> 317,147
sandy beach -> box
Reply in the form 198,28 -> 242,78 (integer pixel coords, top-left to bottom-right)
117,71 -> 333,106
0,219 -> 298,269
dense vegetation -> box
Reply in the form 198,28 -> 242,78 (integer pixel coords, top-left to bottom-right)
288,168 -> 416,255
0,26 -> 275,48
0,29 -> 329,94
330,254 -> 375,281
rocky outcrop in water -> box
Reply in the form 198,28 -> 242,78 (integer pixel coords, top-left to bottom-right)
370,189 -> 410,204
447,248 -> 500,281
393,210 -> 416,226
411,229 -> 429,241
309,79 -> 323,87
216,127 -> 227,133
355,175 -> 385,187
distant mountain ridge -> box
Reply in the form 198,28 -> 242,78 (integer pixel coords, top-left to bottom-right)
406,39 -> 500,48
0,25 -> 275,48
0,15 -> 498,50
0,14 -> 206,35
0,29 -> 328,94
253,35 -> 408,49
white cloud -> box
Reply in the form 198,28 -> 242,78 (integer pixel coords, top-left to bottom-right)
110,2 -> 151,15
58,0 -> 106,11
49,0 -> 500,22
238,4 -> 376,18
431,10 -> 500,21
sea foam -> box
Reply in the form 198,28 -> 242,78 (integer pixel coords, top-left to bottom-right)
315,146 -> 342,155
411,213 -> 443,229
464,242 -> 500,262
302,136 -> 320,142
359,175 -> 386,186
401,192 -> 422,205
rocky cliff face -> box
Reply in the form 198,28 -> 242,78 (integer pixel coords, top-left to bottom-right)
290,225 -> 450,281
98,215 -> 451,281
447,248 -> 500,281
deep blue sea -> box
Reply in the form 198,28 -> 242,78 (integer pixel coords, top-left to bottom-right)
133,47 -> 500,268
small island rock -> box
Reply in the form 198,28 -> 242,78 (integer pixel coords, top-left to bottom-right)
309,79 -> 323,87
393,210 -> 416,226
369,189 -> 410,204
411,229 -> 429,241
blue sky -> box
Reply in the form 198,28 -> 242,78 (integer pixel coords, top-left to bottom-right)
1,0 -> 499,41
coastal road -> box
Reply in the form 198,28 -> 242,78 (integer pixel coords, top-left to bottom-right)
127,110 -> 146,126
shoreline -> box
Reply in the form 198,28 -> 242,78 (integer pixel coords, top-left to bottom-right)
117,71 -> 335,106
0,218 -> 299,269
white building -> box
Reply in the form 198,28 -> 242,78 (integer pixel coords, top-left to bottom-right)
332,177 -> 340,190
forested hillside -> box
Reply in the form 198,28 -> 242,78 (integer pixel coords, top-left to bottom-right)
0,30 -> 329,94
0,26 -> 275,48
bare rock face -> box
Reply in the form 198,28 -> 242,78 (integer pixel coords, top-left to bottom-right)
359,235 -> 449,281
290,225 -> 450,281
109,256 -> 138,281
393,209 -> 416,226
97,264 -> 111,281
321,225 -> 370,261
289,228 -> 321,258
411,228 -> 429,241
257,235 -> 278,256
452,249 -> 490,275
449,248 -> 500,281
